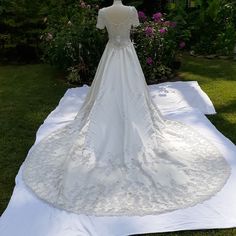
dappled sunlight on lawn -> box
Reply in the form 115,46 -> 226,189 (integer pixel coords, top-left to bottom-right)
180,55 -> 236,82
180,55 -> 236,145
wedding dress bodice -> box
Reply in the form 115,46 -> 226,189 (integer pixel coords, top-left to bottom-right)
96,6 -> 140,48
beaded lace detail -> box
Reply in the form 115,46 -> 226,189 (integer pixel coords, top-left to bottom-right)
97,6 -> 139,49
22,5 -> 231,216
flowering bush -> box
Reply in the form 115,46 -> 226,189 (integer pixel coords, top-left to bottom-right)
132,11 -> 190,84
40,0 -> 106,85
41,1 -> 190,85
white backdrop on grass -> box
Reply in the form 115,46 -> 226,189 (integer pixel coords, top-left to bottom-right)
0,81 -> 235,236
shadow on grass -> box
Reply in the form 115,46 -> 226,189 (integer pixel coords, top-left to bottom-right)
207,103 -> 236,145
216,99 -> 236,114
180,55 -> 236,82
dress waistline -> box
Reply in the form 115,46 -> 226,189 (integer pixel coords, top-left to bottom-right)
107,39 -> 133,49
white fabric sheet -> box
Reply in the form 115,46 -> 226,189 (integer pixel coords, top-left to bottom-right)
44,81 -> 216,124
0,81 -> 235,236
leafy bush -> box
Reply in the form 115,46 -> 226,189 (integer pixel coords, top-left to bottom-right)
0,0 -> 46,63
41,0 -> 192,85
132,10 -> 190,84
171,0 -> 236,57
41,0 -> 107,85
40,0 -> 140,84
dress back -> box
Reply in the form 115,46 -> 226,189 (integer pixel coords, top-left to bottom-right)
96,6 -> 140,48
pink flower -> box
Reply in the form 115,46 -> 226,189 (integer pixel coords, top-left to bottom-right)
138,11 -> 147,21
159,28 -> 167,34
146,57 -> 153,65
179,41 -> 186,49
145,26 -> 154,37
152,12 -> 162,22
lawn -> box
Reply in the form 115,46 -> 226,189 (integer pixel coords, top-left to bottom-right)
0,64 -> 71,214
0,56 -> 236,235
179,55 -> 236,146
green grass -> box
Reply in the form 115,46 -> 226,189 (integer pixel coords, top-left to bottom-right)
0,64 -> 70,214
0,57 -> 236,235
179,55 -> 236,145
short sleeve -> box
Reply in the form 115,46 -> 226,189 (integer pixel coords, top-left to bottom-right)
96,9 -> 105,29
131,6 -> 140,27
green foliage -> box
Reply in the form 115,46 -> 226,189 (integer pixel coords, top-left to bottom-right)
168,0 -> 236,56
41,1 -> 106,85
133,11 -> 190,84
41,0 -> 191,84
0,0 -> 48,62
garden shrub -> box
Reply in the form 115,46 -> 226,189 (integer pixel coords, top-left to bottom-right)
133,10 -> 190,84
41,0 -> 188,85
0,0 -> 46,63
169,0 -> 236,57
41,0 -> 107,85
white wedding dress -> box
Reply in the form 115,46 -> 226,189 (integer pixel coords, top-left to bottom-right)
22,5 -> 231,216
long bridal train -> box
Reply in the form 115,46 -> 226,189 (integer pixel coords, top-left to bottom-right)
22,4 -> 231,216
